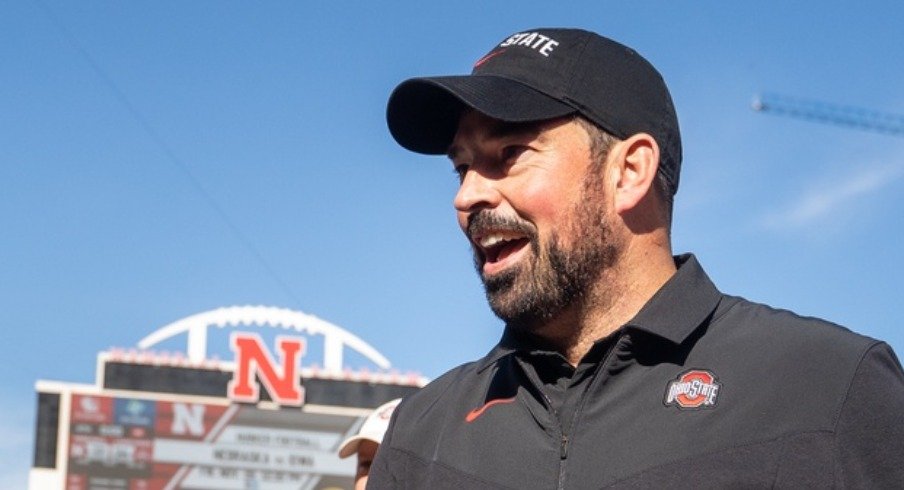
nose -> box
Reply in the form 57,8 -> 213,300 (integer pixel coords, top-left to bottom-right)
453,168 -> 501,214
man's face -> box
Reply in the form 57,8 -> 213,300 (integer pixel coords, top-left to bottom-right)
448,111 -> 620,331
354,440 -> 379,490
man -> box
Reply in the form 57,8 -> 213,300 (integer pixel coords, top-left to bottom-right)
337,398 -> 400,490
370,28 -> 904,488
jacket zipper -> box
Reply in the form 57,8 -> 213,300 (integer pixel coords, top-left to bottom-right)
556,332 -> 625,490
560,434 -> 568,459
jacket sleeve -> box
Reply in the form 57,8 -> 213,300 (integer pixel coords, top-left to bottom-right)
366,406 -> 400,489
834,342 -> 904,486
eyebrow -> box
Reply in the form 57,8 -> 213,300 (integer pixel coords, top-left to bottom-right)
446,120 -> 544,161
487,120 -> 543,140
446,146 -> 461,162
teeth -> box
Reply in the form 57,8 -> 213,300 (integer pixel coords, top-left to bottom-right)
478,231 -> 523,248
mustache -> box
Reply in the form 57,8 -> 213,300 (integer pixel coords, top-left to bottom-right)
467,210 -> 536,239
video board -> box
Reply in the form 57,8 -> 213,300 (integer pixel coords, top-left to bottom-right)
31,306 -> 428,489
65,392 -> 357,490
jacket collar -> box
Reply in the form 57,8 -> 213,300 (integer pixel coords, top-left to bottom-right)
476,253 -> 722,372
625,253 -> 722,344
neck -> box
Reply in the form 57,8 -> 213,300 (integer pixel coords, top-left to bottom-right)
529,243 -> 677,366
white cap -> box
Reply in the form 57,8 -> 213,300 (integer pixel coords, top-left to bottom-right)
338,398 -> 402,458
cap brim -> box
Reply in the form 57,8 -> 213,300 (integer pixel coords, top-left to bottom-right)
386,75 -> 576,155
338,434 -> 379,459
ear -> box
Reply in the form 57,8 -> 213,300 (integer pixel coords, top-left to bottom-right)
611,133 -> 660,215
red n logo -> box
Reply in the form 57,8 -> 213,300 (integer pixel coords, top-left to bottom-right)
227,333 -> 305,406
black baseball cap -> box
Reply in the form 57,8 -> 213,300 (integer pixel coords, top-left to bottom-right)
386,28 -> 682,195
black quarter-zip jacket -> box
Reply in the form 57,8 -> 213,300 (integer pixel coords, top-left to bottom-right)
368,255 -> 904,488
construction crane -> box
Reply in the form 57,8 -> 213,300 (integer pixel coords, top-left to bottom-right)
751,93 -> 904,138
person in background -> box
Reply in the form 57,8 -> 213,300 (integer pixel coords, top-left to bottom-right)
337,398 -> 400,490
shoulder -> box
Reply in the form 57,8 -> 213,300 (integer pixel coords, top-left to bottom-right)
694,295 -> 888,423
710,294 -> 878,359
372,357 -> 490,479
394,358 -> 487,421
383,350 -> 509,454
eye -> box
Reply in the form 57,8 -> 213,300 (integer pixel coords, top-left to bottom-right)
453,164 -> 469,182
501,145 -> 528,162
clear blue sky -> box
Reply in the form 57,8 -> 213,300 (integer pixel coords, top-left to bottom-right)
3,1 -> 904,486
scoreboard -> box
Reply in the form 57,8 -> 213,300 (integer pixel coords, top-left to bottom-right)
30,306 -> 426,490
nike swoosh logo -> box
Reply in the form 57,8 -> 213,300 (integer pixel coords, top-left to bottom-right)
465,397 -> 517,423
473,49 -> 506,68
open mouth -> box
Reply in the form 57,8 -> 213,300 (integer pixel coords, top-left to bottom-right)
466,211 -> 535,275
474,231 -> 530,266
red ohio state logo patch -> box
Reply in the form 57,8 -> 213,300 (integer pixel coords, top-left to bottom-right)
664,370 -> 721,409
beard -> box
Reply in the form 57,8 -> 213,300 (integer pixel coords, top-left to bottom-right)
472,171 -> 620,332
